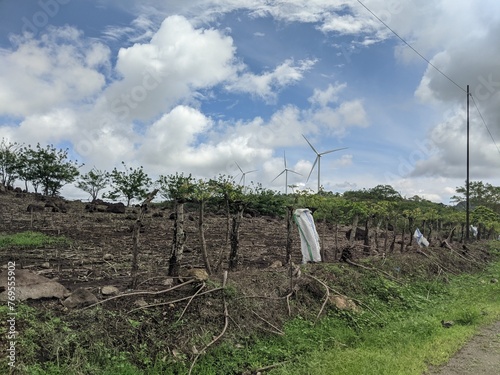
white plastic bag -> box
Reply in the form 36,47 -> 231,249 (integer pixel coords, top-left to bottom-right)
293,209 -> 321,263
413,228 -> 429,247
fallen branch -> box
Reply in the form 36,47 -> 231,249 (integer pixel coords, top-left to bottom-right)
188,271 -> 229,375
128,286 -> 223,313
252,361 -> 290,373
250,310 -> 284,335
177,282 -> 206,323
305,274 -> 330,322
80,279 -> 196,310
345,259 -> 402,284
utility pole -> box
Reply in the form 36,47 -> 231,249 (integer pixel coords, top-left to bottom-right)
466,84 -> 470,241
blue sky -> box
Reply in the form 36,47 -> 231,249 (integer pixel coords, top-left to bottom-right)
1,0 -> 499,203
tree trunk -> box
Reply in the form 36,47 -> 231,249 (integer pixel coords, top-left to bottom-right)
199,199 -> 211,275
363,217 -> 371,255
168,200 -> 186,276
400,219 -> 406,253
334,221 -> 339,260
349,215 -> 359,244
286,206 -> 294,264
229,204 -> 244,271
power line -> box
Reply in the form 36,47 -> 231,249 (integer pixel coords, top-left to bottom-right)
356,0 -> 500,158
355,0 -> 466,94
470,94 -> 500,155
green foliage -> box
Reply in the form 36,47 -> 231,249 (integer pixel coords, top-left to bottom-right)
18,143 -> 80,196
76,167 -> 110,202
452,180 -> 500,212
0,138 -> 22,187
0,231 -> 69,248
157,172 -> 196,202
105,162 -> 152,206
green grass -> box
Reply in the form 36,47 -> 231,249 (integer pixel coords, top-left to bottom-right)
0,231 -> 69,248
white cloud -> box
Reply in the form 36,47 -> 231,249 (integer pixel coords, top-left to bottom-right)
225,58 -> 316,102
0,26 -> 109,117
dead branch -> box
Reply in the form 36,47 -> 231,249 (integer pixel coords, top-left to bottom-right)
252,361 -> 290,373
305,274 -> 330,322
188,271 -> 229,375
176,282 -> 206,323
128,287 -> 224,313
250,310 -> 284,335
345,259 -> 402,284
80,279 -> 196,310
416,249 -> 457,275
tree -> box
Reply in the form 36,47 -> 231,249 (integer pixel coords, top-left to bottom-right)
19,143 -> 80,196
451,181 -> 500,213
158,172 -> 196,276
105,162 -> 152,206
76,168 -> 110,202
0,138 -> 22,188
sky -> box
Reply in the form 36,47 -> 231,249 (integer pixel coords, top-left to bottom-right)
0,0 -> 499,204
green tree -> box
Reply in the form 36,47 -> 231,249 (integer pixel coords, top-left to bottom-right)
19,143 -> 80,196
451,181 -> 500,212
0,138 -> 22,188
76,168 -> 110,202
105,162 -> 152,206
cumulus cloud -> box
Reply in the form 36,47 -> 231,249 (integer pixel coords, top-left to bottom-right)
0,26 -> 109,117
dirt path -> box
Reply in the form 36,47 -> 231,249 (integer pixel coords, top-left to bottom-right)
425,321 -> 500,375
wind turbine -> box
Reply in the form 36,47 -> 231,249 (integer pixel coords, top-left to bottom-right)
235,161 -> 257,188
271,151 -> 301,194
302,134 -> 348,193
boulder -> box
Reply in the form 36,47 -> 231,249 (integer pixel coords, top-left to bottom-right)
107,202 -> 126,214
0,269 -> 69,301
101,286 -> 119,296
62,288 -> 98,308
185,269 -> 209,282
26,204 -> 45,213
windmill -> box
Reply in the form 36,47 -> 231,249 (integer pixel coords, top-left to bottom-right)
235,161 -> 257,188
302,134 -> 348,193
271,151 -> 301,194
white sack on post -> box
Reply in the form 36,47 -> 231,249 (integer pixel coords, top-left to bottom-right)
293,208 -> 321,263
413,228 -> 429,247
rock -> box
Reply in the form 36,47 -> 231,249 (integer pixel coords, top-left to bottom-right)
491,278 -> 498,284
134,298 -> 148,308
106,202 -> 126,214
40,262 -> 51,269
441,320 -> 454,328
163,278 -> 175,287
269,260 -> 283,269
0,269 -> 69,301
329,295 -> 360,312
185,269 -> 209,281
62,288 -> 98,308
103,253 -> 114,261
101,286 -> 119,296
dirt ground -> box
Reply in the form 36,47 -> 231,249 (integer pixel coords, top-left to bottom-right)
425,321 -> 500,375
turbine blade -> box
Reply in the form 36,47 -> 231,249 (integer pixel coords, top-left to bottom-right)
288,169 -> 302,176
320,147 -> 348,156
271,170 -> 286,183
283,150 -> 287,168
235,161 -> 244,174
302,134 -> 319,155
306,157 -> 318,182
247,169 -> 258,174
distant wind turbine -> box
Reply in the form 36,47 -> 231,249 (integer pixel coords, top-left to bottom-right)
235,161 -> 257,188
271,151 -> 301,194
302,134 -> 348,193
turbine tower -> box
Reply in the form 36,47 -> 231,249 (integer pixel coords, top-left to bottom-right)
235,161 -> 257,188
271,151 -> 301,194
302,134 -> 347,193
